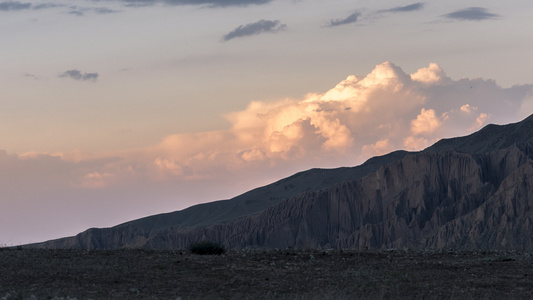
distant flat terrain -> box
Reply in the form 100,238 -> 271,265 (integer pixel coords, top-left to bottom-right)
1,248 -> 533,299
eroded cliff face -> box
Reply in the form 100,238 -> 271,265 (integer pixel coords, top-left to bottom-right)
424,159 -> 533,249
32,116 -> 533,250
126,143 -> 533,250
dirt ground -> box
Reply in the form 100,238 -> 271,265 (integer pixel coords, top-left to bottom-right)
1,247 -> 533,299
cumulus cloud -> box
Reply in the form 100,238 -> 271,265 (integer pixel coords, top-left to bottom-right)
33,62 -> 533,185
410,63 -> 447,84
0,1 -> 31,11
410,108 -> 441,135
443,7 -> 500,21
75,61 -> 524,186
223,19 -> 286,41
379,2 -> 425,13
327,12 -> 360,27
3,61 -> 533,244
59,69 -> 99,81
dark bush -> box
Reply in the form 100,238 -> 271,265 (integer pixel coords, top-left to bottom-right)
189,241 -> 225,255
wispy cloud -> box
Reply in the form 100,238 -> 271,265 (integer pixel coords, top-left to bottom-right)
443,7 -> 500,21
32,3 -> 64,10
0,2 -> 114,13
24,73 -> 39,80
67,6 -> 120,16
94,7 -> 120,14
223,19 -> 286,41
379,2 -> 425,13
68,9 -> 84,16
119,0 -> 272,7
59,69 -> 99,81
327,12 -> 360,27
0,1 -> 31,11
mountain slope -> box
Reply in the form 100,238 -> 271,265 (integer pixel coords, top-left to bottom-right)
31,115 -> 533,250
30,150 -> 410,249
138,143 -> 533,250
121,149 -> 409,232
425,114 -> 533,154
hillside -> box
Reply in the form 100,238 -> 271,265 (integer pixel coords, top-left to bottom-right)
29,114 -> 533,250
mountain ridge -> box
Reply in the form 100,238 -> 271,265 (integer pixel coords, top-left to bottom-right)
425,114 -> 533,154
29,114 -> 533,250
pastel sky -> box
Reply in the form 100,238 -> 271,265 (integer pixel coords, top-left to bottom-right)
1,0 -> 533,245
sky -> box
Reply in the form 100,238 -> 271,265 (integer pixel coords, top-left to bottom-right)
1,0 -> 533,245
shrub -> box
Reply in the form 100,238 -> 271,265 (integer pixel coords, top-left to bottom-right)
189,241 -> 225,255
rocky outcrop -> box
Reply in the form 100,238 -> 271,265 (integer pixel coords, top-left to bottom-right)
31,115 -> 533,250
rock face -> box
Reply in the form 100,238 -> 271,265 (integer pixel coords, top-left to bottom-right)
32,115 -> 533,250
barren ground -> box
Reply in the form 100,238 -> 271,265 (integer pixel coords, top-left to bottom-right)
1,248 -> 533,299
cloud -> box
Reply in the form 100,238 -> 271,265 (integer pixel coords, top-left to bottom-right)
66,6 -> 120,16
410,108 -> 441,135
166,0 -> 271,6
410,62 -> 446,83
118,0 -> 272,7
223,19 -> 286,41
32,3 -> 64,10
4,62 -> 533,245
0,1 -> 65,11
379,2 -> 425,13
327,12 -> 360,27
0,1 -> 31,11
24,73 -> 39,80
68,9 -> 84,16
93,7 -> 120,14
24,63 -> 533,182
443,7 -> 500,21
145,62 -> 531,176
59,69 -> 99,81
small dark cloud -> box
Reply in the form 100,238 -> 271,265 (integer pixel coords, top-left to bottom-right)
24,73 -> 39,80
68,9 -> 84,16
94,7 -> 120,14
166,0 -> 271,6
59,70 -> 99,81
223,19 -> 286,41
66,6 -> 120,16
32,3 -> 64,10
0,1 -> 31,11
443,7 -> 500,21
119,0 -> 272,7
379,2 -> 424,13
327,12 -> 360,27
118,0 -> 156,7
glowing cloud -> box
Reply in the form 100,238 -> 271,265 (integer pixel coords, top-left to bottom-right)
410,63 -> 448,84
103,61 -> 528,185
3,62 -> 533,190
2,61 -> 533,245
411,108 -> 441,135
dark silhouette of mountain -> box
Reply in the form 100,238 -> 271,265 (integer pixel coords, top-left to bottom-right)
425,114 -> 533,154
30,114 -> 533,250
